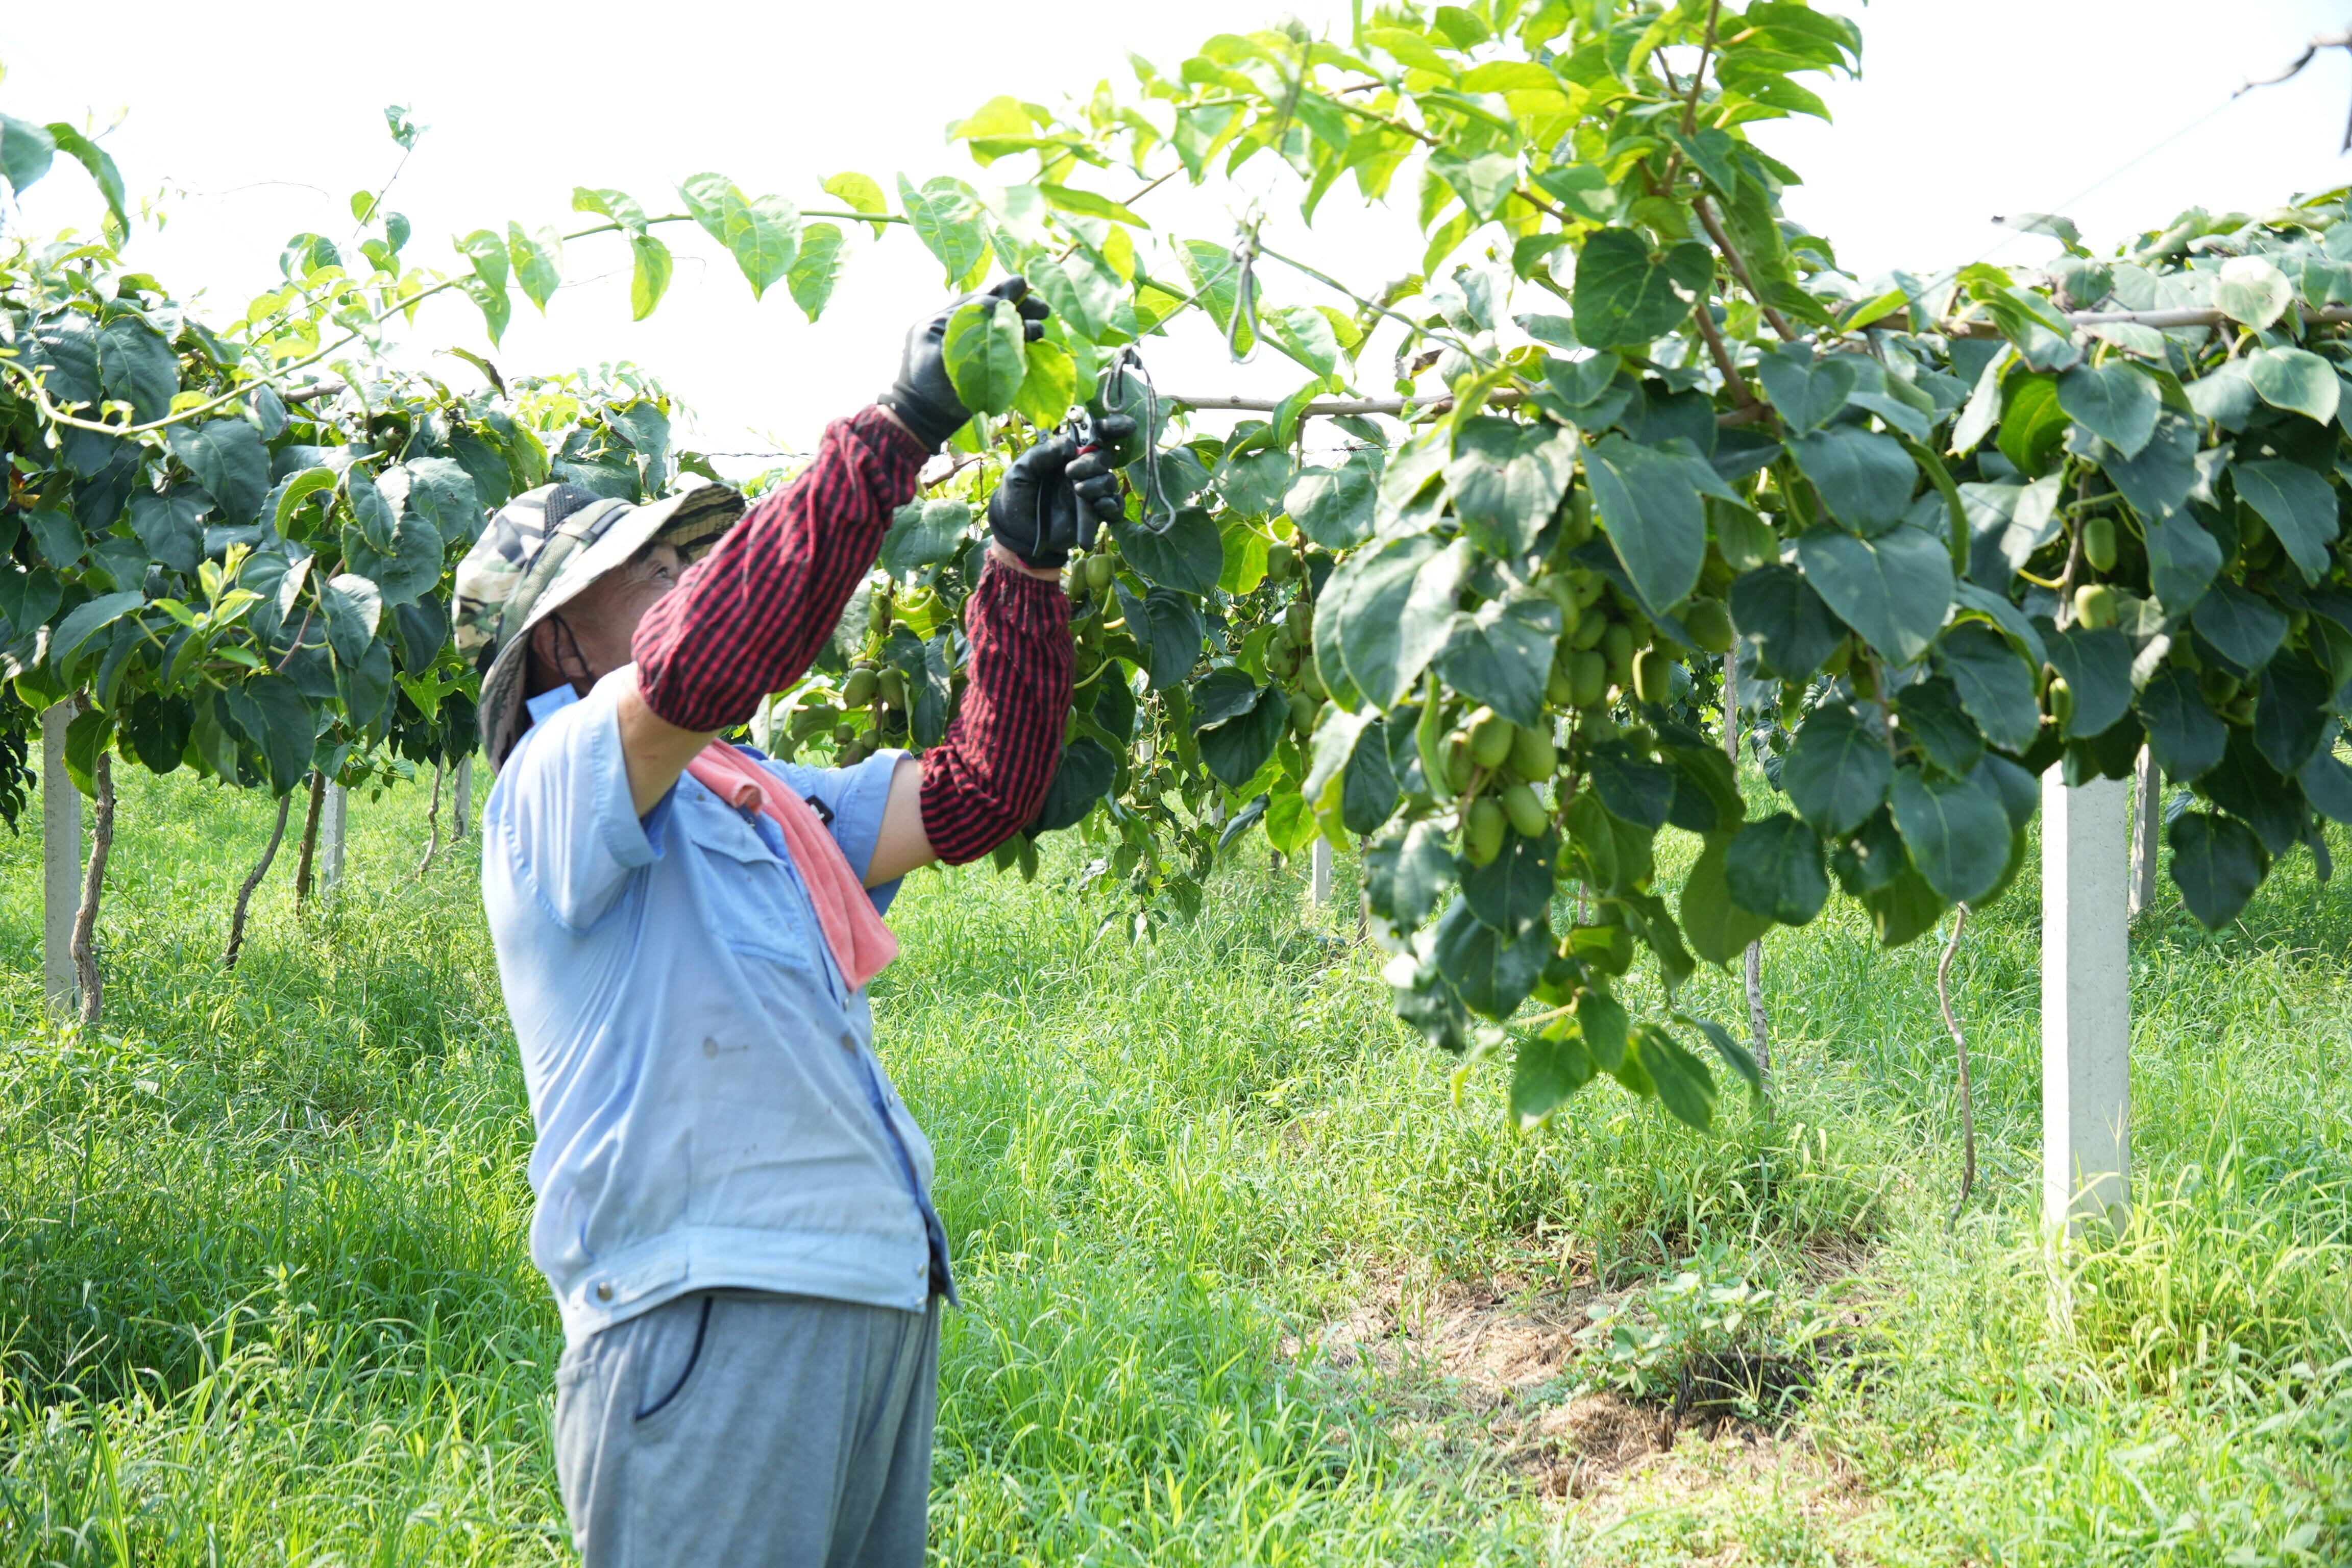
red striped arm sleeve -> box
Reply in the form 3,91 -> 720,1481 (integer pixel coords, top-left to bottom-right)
918,561 -> 1073,864
632,405 -> 926,732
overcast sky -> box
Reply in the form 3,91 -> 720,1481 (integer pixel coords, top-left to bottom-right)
7,2 -> 2352,463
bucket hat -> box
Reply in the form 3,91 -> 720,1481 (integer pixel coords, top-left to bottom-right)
454,479 -> 744,766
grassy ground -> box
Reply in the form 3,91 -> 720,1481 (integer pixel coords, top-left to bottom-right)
0,762 -> 2345,1565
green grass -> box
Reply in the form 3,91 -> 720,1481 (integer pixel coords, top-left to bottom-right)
0,764 -> 2346,1564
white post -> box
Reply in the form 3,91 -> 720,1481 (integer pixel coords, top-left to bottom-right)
452,755 -> 473,842
320,784 -> 348,906
2042,770 -> 2130,1234
41,705 -> 80,1016
2127,746 -> 2159,921
1310,838 -> 1334,905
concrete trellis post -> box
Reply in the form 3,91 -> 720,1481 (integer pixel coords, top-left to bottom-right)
2041,769 -> 2131,1234
1310,839 -> 1333,906
40,706 -> 80,1016
2127,747 -> 2159,921
320,783 -> 349,906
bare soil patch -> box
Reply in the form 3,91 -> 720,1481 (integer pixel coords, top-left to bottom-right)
1285,1272 -> 1874,1518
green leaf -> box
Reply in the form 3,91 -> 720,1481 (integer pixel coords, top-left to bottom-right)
2087,410 -> 2198,521
2191,580 -> 2288,675
1341,721 -> 1401,836
459,276 -> 510,345
1267,306 -> 1343,384
1890,768 -> 2011,903
787,223 -> 847,321
1115,583 -> 1204,690
1429,150 -> 1520,222
628,234 -> 673,321
571,187 -> 648,232
1996,372 -> 2072,476
1583,435 -> 1708,620
130,488 -> 208,576
0,114 -> 58,195
679,173 -> 801,299
164,420 -> 270,524
224,675 -> 313,794
1032,254 -> 1136,345
897,174 -> 990,285
2298,748 -> 2352,825
1782,703 -> 1891,837
1788,427 -> 1916,530
2231,460 -> 2339,585
1285,449 -> 1382,549
1388,819 -> 1457,927
1013,339 -> 1076,429
1313,534 -> 1464,712
51,591 -> 146,669
2246,346 -> 2339,423
2143,508 -> 2223,614
2212,257 -> 2293,329
1462,825 -> 1556,934
1446,417 -> 1577,558
96,318 -> 177,422
1196,684 -> 1287,788
1571,228 -> 1712,348
2045,626 -> 2134,739
1893,675 -> 1985,776
1031,739 -> 1117,832
1106,507 -> 1222,596
1862,861 -> 1948,947
2167,812 -> 2267,928
401,456 -> 484,545
1634,1025 -> 1717,1130
319,572 -> 383,666
2255,654 -> 2334,775
456,228 -> 507,292
2056,362 -> 2159,458
1755,342 -> 1856,433
1725,812 -> 1829,925
1434,895 -> 1549,1019
342,513 -> 443,610
1437,590 -> 1562,730
1576,989 -> 1631,1073
1794,523 -> 1951,665
942,299 -> 1028,417
823,172 -> 891,237
881,499 -> 972,578
1036,182 -> 1151,227
2137,665 -> 2226,781
1511,1029 -> 1596,1126
506,223 -> 562,312
1933,622 -> 2042,754
1586,743 -> 1675,831
1682,834 -> 1774,965
1729,564 -> 1846,679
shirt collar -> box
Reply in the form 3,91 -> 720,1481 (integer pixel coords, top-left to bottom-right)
525,683 -> 582,726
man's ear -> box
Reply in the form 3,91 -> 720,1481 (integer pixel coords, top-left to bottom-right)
523,617 -> 567,698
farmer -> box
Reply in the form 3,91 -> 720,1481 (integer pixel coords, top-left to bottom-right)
452,277 -> 1129,1565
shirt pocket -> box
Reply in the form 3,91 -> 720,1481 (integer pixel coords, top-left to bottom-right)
684,800 -> 847,1008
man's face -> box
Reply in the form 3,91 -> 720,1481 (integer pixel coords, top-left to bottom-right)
530,542 -> 685,692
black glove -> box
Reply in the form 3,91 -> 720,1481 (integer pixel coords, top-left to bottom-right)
877,276 -> 1050,450
988,415 -> 1136,569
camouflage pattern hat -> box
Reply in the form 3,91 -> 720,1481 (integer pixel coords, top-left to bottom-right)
455,479 -> 745,767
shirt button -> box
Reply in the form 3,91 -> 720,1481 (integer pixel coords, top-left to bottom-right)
703,1037 -> 719,1058
594,1282 -> 614,1302
915,1262 -> 928,1278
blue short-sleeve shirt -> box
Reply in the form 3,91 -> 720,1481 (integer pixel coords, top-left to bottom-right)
482,668 -> 949,1345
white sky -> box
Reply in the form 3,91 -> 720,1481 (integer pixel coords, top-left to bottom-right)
7,1 -> 2352,466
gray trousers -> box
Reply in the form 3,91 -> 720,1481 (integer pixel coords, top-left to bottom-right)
554,1290 -> 940,1567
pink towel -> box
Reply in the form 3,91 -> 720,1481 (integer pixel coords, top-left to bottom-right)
685,742 -> 899,991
